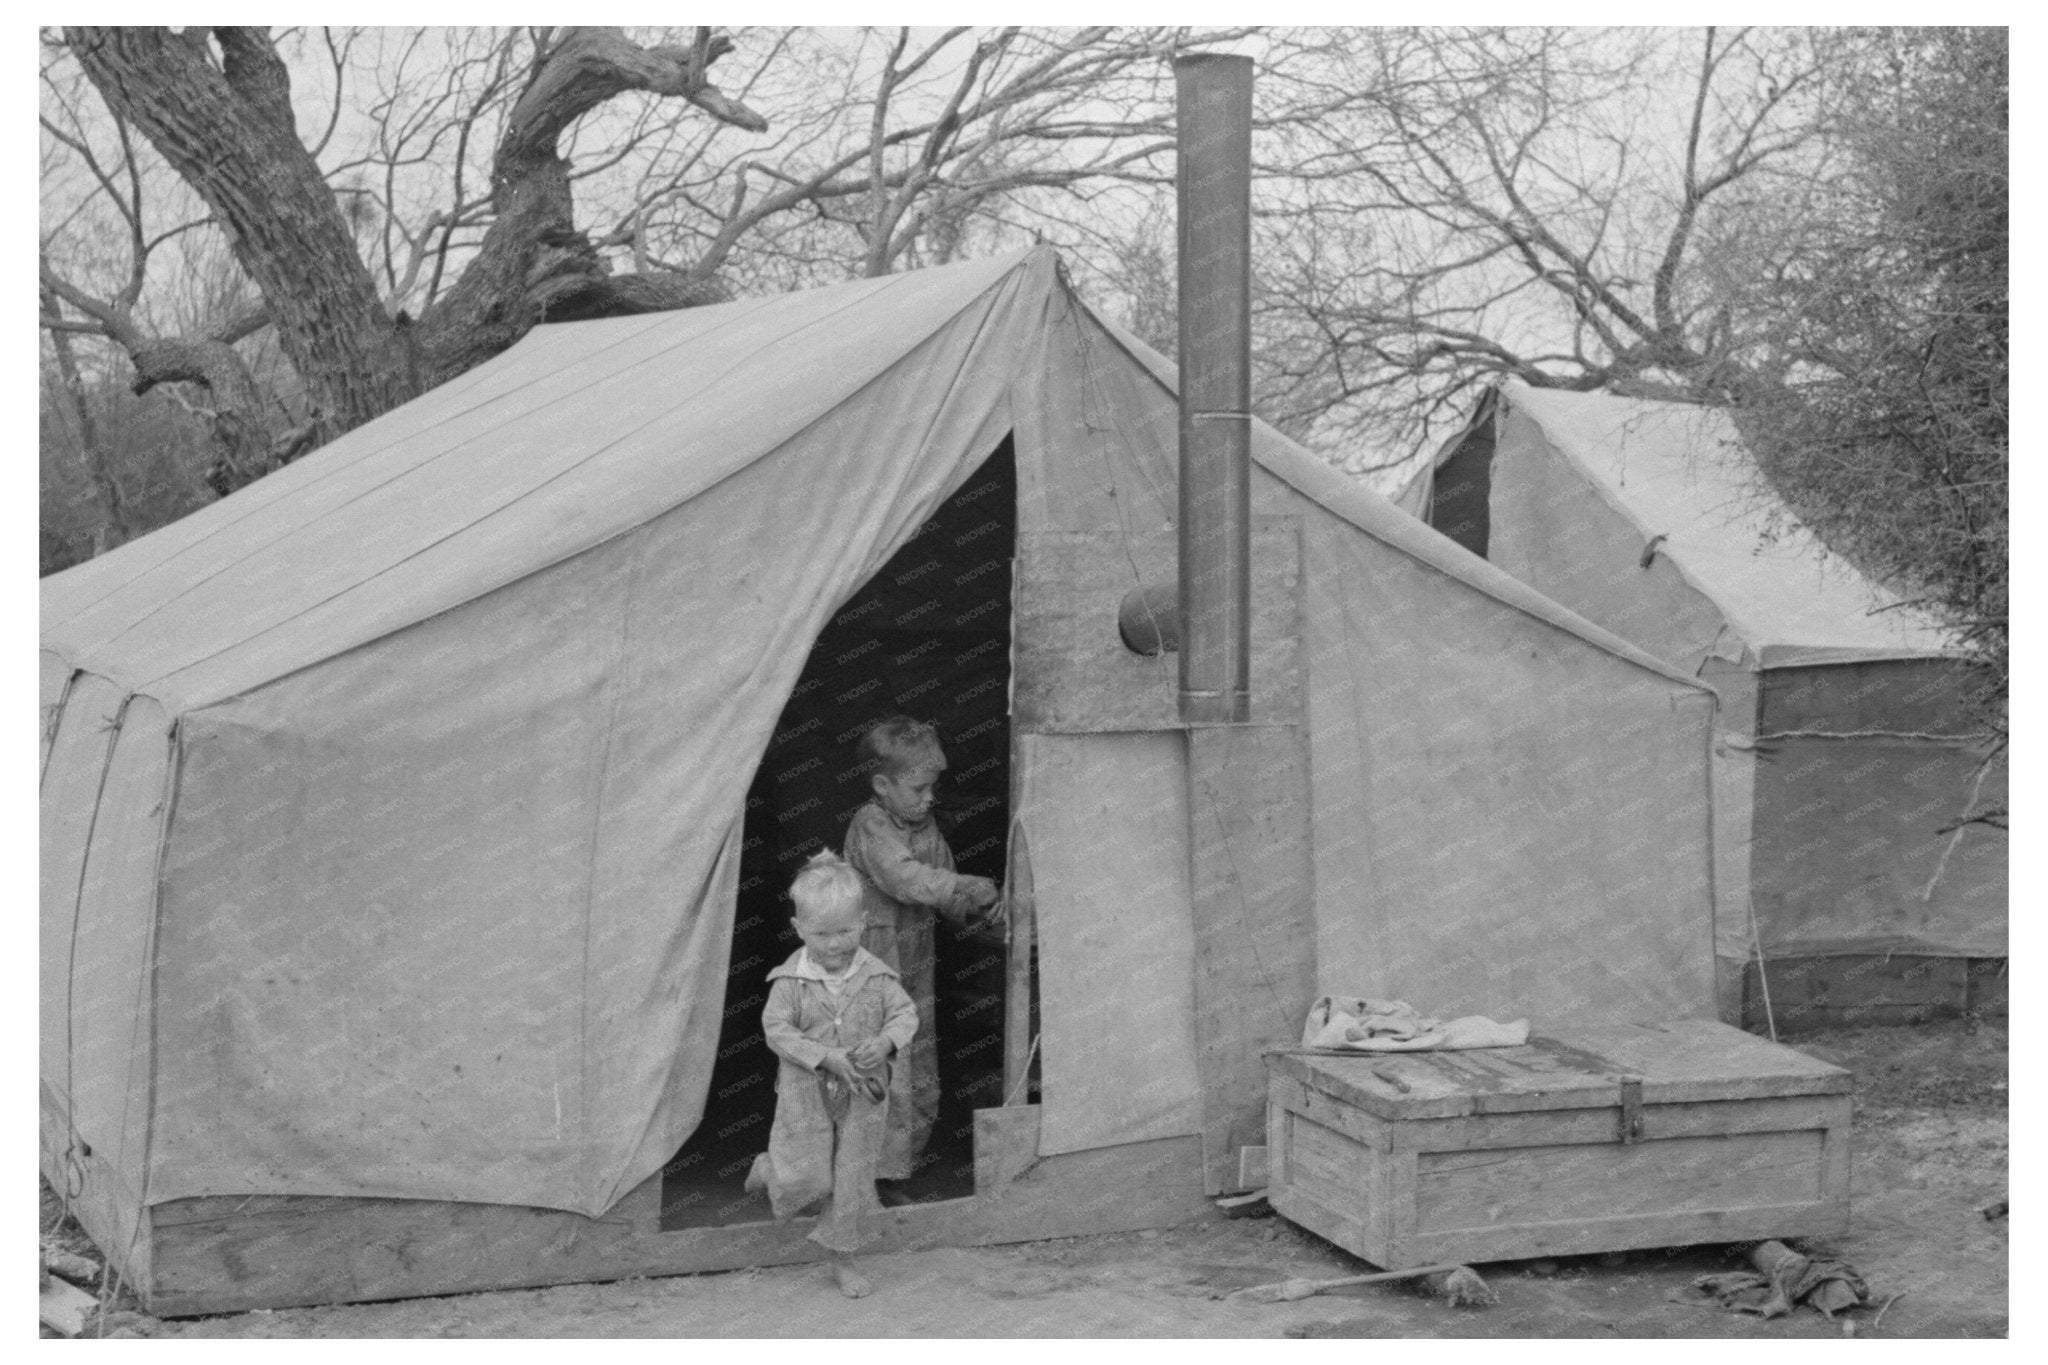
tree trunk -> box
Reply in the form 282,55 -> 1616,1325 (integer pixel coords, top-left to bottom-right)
413,27 -> 763,383
67,26 -> 416,443
68,27 -> 766,464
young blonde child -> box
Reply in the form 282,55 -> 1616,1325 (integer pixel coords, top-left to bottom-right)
841,717 -> 1002,1200
747,850 -> 917,1297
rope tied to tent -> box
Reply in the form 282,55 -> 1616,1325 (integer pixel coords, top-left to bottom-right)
1002,1034 -> 1040,1108
55,691 -> 131,1281
1745,726 -> 1993,745
1747,900 -> 1779,1045
1921,761 -> 1998,904
39,667 -> 81,792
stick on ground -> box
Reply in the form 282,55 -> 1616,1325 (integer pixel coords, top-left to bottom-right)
1227,1261 -> 1494,1306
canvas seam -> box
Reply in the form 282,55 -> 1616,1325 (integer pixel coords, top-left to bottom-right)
573,539 -> 644,1206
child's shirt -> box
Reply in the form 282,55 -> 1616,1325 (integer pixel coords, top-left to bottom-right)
842,799 -> 984,933
807,949 -> 858,998
761,945 -> 918,1074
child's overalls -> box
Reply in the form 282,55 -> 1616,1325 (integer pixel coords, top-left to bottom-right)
755,947 -> 918,1251
842,800 -> 985,1180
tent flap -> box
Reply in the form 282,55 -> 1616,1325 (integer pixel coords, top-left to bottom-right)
1022,733 -> 1202,1157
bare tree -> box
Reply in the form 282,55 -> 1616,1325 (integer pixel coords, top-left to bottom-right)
590,27 -> 1288,291
39,39 -> 282,494
43,26 -> 767,494
42,26 -> 1319,518
1733,27 -> 2008,742
60,23 -> 1991,676
1231,25 -> 2006,729
1245,27 -> 1840,457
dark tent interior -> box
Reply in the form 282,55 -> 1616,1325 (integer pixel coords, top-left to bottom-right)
661,437 -> 1019,1229
1427,402 -> 1495,558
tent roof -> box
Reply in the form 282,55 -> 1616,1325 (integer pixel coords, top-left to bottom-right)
41,251 -> 1038,712
1092,324 -> 1701,692
41,247 -> 1704,711
1486,383 -> 1956,667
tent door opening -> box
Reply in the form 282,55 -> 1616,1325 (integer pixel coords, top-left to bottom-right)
661,435 -> 1019,1230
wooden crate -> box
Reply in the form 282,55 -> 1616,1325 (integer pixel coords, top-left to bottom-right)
1265,1018 -> 1851,1268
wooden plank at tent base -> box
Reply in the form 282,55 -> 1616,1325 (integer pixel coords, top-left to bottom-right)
974,1106 -> 1043,1193
1187,723 -> 1316,1196
1966,956 -> 2009,1021
1742,953 -> 1979,1033
147,1171 -> 668,1315
142,1125 -> 1209,1316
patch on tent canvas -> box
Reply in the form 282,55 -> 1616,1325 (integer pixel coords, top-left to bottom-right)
1299,996 -> 1529,1052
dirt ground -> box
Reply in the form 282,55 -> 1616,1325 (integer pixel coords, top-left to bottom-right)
46,1018 -> 2006,1339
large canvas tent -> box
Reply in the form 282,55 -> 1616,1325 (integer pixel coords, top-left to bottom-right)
1396,382 -> 2007,1029
43,248 -> 1721,1313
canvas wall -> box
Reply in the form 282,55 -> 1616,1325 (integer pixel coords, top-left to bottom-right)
138,282 -> 1034,1216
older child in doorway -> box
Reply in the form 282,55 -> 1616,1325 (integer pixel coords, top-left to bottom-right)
842,716 -> 1002,1204
747,851 -> 917,1297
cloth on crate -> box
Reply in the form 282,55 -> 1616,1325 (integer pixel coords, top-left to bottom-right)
843,799 -> 986,1179
1301,995 -> 1530,1052
753,945 -> 918,1253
